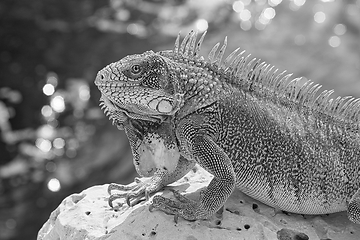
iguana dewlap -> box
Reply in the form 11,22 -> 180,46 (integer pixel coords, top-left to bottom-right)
95,30 -> 360,224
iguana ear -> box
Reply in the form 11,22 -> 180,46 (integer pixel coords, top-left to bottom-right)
120,53 -> 174,92
140,55 -> 169,90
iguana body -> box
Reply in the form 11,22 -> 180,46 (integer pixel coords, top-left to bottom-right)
95,31 -> 360,223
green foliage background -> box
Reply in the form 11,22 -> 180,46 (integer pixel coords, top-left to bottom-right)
0,0 -> 359,239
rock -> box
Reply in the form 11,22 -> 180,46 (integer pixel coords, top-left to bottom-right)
277,228 -> 309,240
38,166 -> 360,240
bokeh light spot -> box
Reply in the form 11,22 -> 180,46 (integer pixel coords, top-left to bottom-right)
38,124 -> 55,139
334,24 -> 346,35
79,85 -> 90,101
127,23 -> 139,35
47,73 -> 58,87
196,19 -> 208,32
242,0 -> 251,6
294,0 -> 306,7
41,105 -> 53,118
233,1 -> 244,12
53,138 -> 65,149
45,161 -> 57,172
5,219 -> 17,229
314,11 -> 326,23
268,0 -> 282,6
239,9 -> 251,21
47,178 -> 61,192
36,138 -> 52,152
43,84 -> 55,96
328,36 -> 341,47
240,20 -> 252,31
51,96 -> 65,113
66,149 -> 77,158
263,8 -> 276,19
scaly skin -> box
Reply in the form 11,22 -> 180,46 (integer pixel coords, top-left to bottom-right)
95,31 -> 360,223
105,113 -> 195,207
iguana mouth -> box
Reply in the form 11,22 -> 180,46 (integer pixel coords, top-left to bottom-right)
99,94 -> 167,123
99,95 -> 129,126
100,94 -> 125,113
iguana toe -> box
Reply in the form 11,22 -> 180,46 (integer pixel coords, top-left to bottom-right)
107,182 -> 134,195
150,191 -> 209,222
108,193 -> 125,208
107,178 -> 163,208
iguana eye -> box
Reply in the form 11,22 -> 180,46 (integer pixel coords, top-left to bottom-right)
131,64 -> 142,74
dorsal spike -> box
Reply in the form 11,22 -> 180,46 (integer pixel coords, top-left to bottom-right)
250,61 -> 265,82
194,31 -> 207,58
315,89 -> 334,111
259,64 -> 273,90
229,50 -> 246,73
248,59 -> 262,79
306,84 -> 322,107
227,50 -> 246,78
286,77 -> 301,100
351,100 -> 360,120
276,73 -> 293,93
215,36 -> 227,68
328,96 -> 342,114
174,32 -> 181,54
184,31 -> 196,56
291,77 -> 305,101
248,61 -> 267,91
188,31 -> 198,56
339,97 -> 355,116
345,98 -> 360,119
239,57 -> 257,85
180,30 -> 193,55
333,96 -> 352,115
237,55 -> 253,80
208,42 -> 220,62
297,80 -> 314,105
269,70 -> 286,92
313,90 -> 328,108
223,47 -> 241,69
265,68 -> 278,91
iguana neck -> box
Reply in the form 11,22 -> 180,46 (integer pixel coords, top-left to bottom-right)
161,51 -> 231,118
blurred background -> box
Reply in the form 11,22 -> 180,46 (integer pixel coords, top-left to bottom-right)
0,0 -> 359,239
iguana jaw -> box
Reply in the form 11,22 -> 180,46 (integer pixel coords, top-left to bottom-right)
96,84 -> 182,125
99,94 -> 128,126
98,92 -> 168,124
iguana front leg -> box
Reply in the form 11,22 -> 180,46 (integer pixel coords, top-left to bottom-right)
150,113 -> 236,220
108,156 -> 195,207
108,120 -> 195,208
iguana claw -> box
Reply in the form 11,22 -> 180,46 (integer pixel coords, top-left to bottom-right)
149,189 -> 209,222
107,179 -> 153,208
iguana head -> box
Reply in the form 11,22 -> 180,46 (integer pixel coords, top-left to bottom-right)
95,50 -> 185,124
95,30 -> 231,124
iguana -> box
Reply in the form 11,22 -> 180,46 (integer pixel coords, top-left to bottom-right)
95,30 -> 360,224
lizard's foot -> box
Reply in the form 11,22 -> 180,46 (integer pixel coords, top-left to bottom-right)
108,177 -> 157,208
348,188 -> 360,224
149,189 -> 210,223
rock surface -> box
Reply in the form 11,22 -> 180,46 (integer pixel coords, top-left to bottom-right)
38,166 -> 360,240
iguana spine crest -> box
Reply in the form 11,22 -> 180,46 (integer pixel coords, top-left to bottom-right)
173,30 -> 360,124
